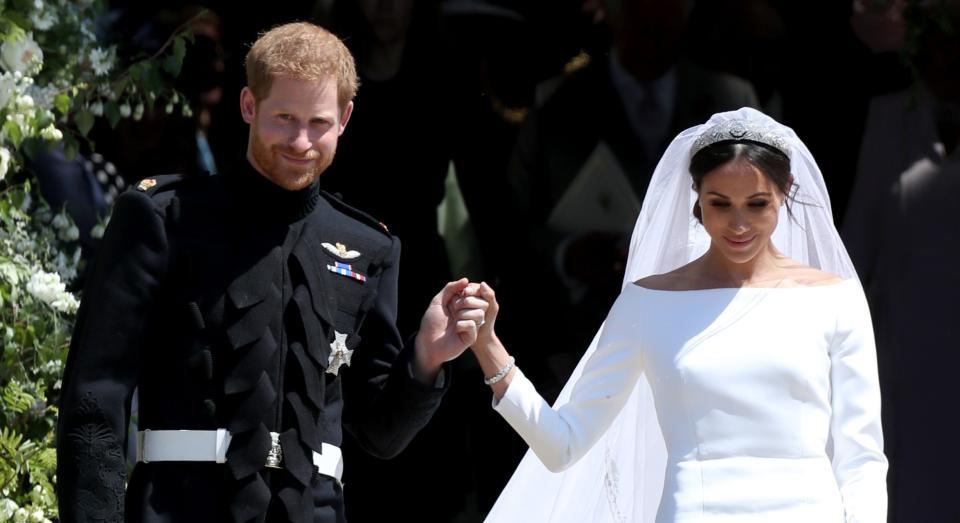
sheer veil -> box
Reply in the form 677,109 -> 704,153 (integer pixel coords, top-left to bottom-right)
484,108 -> 857,522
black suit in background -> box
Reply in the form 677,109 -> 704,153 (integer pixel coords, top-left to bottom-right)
56,164 -> 449,522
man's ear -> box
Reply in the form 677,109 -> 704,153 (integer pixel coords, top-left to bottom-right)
240,87 -> 257,124
337,100 -> 354,136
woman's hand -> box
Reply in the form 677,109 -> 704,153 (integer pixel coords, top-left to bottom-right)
459,282 -> 515,399
457,281 -> 499,350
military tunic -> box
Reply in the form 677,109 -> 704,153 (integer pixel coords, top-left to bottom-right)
56,163 -> 449,522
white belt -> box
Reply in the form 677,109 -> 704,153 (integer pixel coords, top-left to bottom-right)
136,429 -> 344,484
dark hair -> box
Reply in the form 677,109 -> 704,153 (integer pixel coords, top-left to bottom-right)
689,141 -> 795,223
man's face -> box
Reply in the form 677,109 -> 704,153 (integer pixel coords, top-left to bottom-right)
240,75 -> 353,190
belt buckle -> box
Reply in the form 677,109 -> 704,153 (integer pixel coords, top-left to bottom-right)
265,432 -> 283,469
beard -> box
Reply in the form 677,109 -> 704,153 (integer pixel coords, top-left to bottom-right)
249,125 -> 334,190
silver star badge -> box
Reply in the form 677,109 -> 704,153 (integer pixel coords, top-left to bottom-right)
326,331 -> 353,376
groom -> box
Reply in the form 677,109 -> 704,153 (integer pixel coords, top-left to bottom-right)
56,22 -> 486,523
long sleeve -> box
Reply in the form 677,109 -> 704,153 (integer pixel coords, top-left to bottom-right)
829,283 -> 888,522
493,291 -> 644,472
341,236 -> 449,458
56,189 -> 170,522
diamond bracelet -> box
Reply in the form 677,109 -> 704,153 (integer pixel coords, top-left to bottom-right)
484,356 -> 515,386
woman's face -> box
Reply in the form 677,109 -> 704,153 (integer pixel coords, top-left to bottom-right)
697,158 -> 785,265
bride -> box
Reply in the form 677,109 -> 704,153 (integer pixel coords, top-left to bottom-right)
464,108 -> 887,522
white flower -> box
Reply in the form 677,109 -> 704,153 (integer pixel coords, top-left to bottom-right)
40,124 -> 62,141
119,103 -> 131,118
26,270 -> 79,313
27,508 -> 45,523
0,499 -> 18,520
0,73 -> 16,109
133,102 -> 144,121
6,112 -> 31,137
79,20 -> 97,41
51,213 -> 69,230
53,252 -> 80,282
26,84 -> 58,109
62,224 -> 79,241
88,47 -> 112,76
0,33 -> 43,74
30,9 -> 58,31
90,223 -> 105,239
27,271 -> 66,305
0,262 -> 18,285
50,294 -> 79,314
89,100 -> 104,116
0,147 -> 10,182
164,102 -> 174,114
14,506 -> 28,523
17,94 -> 35,108
41,359 -> 63,375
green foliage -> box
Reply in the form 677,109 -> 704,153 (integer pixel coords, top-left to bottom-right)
0,182 -> 78,521
0,3 -> 199,520
0,2 -> 202,174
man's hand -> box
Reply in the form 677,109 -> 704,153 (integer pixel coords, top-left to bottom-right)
412,279 -> 489,384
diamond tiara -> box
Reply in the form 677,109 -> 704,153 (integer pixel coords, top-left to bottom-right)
691,118 -> 791,159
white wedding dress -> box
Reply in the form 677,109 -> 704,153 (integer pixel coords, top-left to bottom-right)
493,279 -> 887,522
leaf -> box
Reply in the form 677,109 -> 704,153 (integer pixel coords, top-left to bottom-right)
0,263 -> 19,285
62,133 -> 79,162
2,382 -> 35,415
4,15 -> 29,34
28,447 -> 57,489
163,36 -> 187,77
140,64 -> 162,91
0,427 -> 24,454
54,93 -> 71,115
74,110 -> 94,137
3,121 -> 23,148
105,100 -> 121,128
20,138 -> 42,160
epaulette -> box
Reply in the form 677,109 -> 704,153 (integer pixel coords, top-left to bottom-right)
320,190 -> 392,237
132,174 -> 188,197
129,174 -> 196,226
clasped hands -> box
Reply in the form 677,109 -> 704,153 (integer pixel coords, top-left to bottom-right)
412,278 -> 500,384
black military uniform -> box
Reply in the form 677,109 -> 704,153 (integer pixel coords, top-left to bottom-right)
56,163 -> 449,522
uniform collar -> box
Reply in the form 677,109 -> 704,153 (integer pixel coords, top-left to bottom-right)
229,160 -> 322,222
